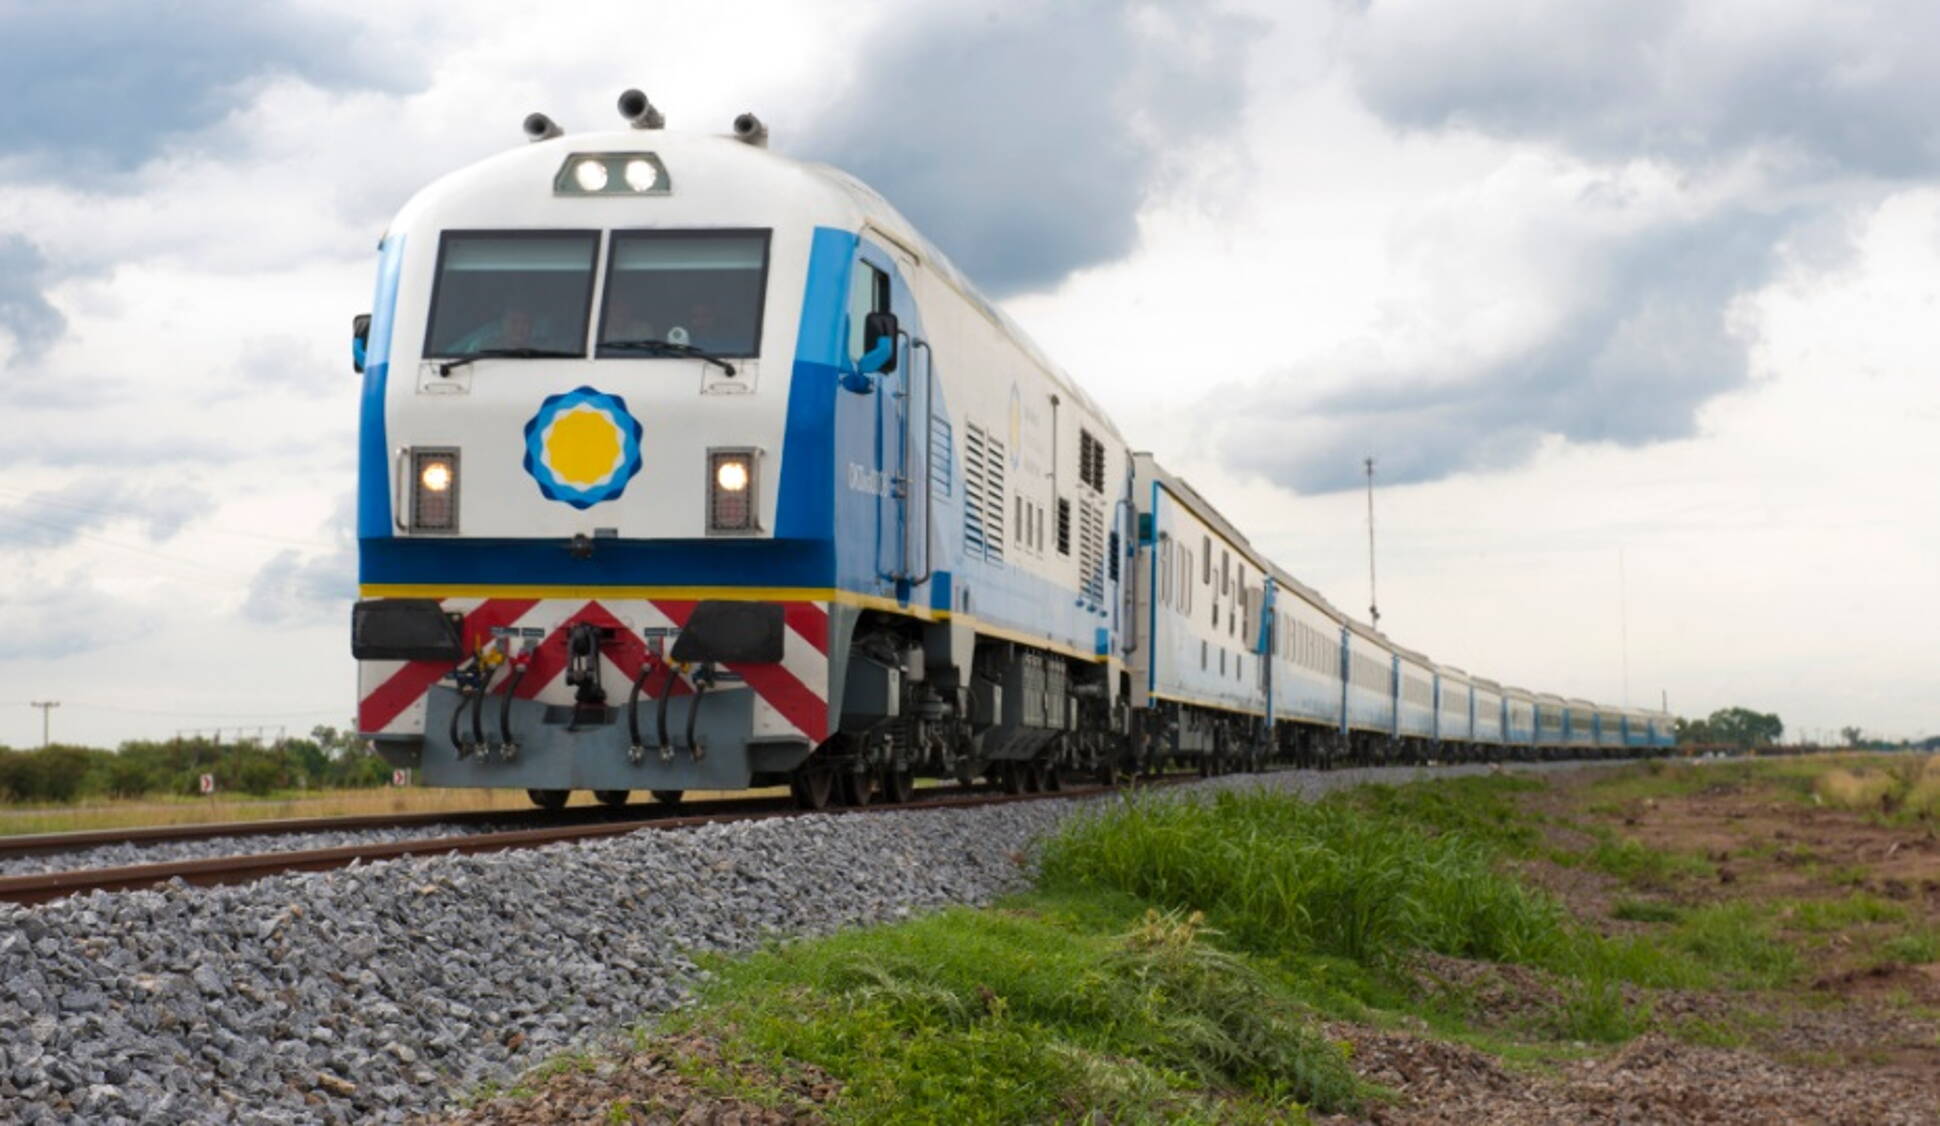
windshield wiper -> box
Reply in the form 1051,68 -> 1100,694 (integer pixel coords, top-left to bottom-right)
602,338 -> 737,377
436,347 -> 580,375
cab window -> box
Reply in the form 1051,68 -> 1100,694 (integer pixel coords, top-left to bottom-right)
598,229 -> 770,358
424,231 -> 598,358
847,259 -> 890,365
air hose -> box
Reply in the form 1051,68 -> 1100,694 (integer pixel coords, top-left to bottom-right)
498,659 -> 529,751
685,667 -> 712,758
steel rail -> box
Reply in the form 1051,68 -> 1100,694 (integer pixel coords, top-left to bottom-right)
0,777 -> 1178,907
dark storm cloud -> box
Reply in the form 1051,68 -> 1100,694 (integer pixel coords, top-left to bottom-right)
796,0 -> 1257,296
1349,0 -> 1940,177
0,0 -> 407,173
0,235 -> 65,365
1218,205 -> 1787,493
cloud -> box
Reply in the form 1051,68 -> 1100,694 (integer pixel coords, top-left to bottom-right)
0,479 -> 212,550
0,0 -> 411,176
1211,158 -> 1789,492
242,495 -> 355,624
794,0 -> 1256,296
0,234 -> 65,364
1348,0 -> 1940,178
0,574 -> 153,661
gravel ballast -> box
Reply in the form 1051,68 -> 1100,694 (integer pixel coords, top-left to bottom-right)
0,761 -> 1606,1124
0,825 -> 522,880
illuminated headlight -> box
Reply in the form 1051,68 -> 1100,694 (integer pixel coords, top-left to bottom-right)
410,448 -> 459,533
623,159 -> 659,192
707,449 -> 758,533
553,152 -> 671,196
572,158 -> 609,192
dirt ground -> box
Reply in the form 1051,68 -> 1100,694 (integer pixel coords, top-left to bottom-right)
1341,762 -> 1940,1125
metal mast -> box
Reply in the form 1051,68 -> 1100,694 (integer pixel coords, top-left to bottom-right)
1619,548 -> 1630,707
1365,457 -> 1380,631
29,700 -> 58,748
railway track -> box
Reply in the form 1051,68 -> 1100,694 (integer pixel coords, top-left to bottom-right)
0,776 -> 1169,907
0,792 -> 796,862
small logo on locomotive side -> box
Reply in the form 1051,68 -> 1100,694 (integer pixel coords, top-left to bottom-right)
521,386 -> 644,509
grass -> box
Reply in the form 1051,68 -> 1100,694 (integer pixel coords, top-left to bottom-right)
669,897 -> 1366,1123
1660,903 -> 1800,988
1777,892 -> 1907,932
1878,929 -> 1940,965
1813,755 -> 1940,822
1040,785 -> 1577,971
1610,899 -> 1682,923
1577,830 -> 1712,888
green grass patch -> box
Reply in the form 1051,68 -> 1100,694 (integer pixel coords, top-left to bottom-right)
1662,903 -> 1800,988
1877,928 -> 1940,965
669,900 -> 1366,1123
1610,899 -> 1682,923
1778,892 -> 1907,932
1575,830 -> 1712,888
1041,786 -> 1575,970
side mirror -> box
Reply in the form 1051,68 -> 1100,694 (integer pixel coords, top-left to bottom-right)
351,313 -> 372,374
861,310 -> 899,374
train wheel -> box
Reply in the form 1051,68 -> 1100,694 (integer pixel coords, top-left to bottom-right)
994,762 -> 1026,795
593,789 -> 630,807
790,766 -> 834,811
837,768 -> 876,807
527,788 -> 570,811
1041,762 -> 1062,792
881,766 -> 915,804
1096,757 -> 1119,787
649,789 -> 684,805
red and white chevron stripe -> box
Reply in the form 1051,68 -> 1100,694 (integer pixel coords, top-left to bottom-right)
357,597 -> 831,744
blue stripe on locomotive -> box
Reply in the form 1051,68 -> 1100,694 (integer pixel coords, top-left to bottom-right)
357,234 -> 406,539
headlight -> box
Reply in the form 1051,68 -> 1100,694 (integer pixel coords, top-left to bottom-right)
572,158 -> 609,192
707,449 -> 758,533
410,448 -> 459,533
553,152 -> 671,196
623,159 -> 659,192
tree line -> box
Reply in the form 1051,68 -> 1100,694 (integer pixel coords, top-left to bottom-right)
0,726 -> 394,804
1674,706 -> 1784,747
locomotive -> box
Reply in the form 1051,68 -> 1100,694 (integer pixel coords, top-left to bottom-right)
350,91 -> 1673,810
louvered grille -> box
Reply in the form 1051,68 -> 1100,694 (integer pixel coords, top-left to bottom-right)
964,424 -> 987,558
962,423 -> 1004,563
1079,500 -> 1105,603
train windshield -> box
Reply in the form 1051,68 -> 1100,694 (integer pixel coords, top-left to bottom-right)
597,230 -> 769,359
423,231 -> 598,358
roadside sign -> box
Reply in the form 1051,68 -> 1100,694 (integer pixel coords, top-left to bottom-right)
198,773 -> 215,795
391,769 -> 409,787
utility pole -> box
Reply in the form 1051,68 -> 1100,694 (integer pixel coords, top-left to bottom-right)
1618,548 -> 1629,708
29,700 -> 59,748
1364,457 -> 1380,632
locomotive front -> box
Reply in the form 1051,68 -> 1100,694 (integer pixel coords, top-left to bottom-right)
350,98 -> 887,806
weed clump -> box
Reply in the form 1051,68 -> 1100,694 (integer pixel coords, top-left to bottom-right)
1041,786 -> 1574,970
672,902 -> 1366,1122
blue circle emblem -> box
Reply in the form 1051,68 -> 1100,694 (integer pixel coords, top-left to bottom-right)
521,386 -> 644,509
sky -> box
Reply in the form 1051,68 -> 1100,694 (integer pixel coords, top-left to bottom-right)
0,0 -> 1934,749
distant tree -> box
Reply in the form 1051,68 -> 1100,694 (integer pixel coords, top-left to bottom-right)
1840,725 -> 1864,748
1676,707 -> 1782,748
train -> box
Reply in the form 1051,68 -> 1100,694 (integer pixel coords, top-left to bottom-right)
349,91 -> 1675,811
